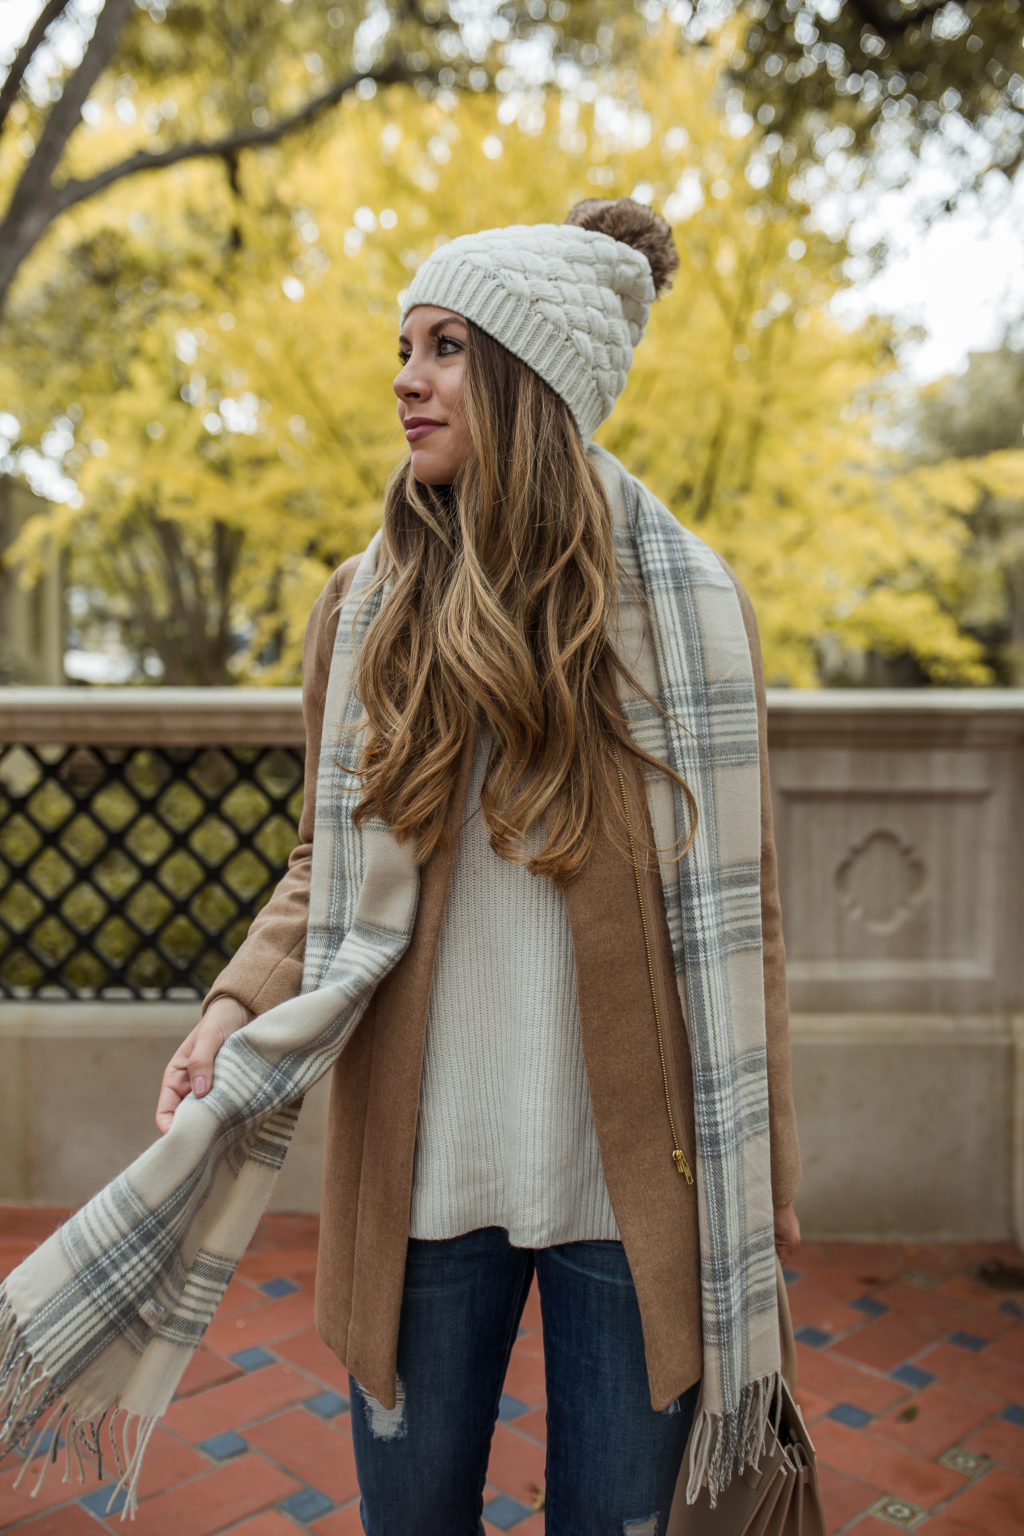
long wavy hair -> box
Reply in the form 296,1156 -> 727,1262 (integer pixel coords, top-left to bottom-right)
348,320 -> 696,886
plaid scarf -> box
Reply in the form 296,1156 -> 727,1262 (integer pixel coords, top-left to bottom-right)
0,447 -> 779,1515
593,445 -> 781,1501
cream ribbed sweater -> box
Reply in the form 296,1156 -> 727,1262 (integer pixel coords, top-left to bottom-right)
408,735 -> 621,1247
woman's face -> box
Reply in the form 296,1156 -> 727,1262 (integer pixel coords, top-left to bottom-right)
394,305 -> 473,485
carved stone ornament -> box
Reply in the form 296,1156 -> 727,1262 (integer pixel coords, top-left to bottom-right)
835,828 -> 927,936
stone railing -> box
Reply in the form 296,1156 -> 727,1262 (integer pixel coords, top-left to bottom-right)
0,688 -> 1021,1241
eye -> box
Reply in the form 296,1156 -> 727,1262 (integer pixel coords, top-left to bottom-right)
397,347 -> 411,364
437,334 -> 463,356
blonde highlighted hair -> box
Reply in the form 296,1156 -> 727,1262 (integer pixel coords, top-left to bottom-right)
348,320 -> 695,886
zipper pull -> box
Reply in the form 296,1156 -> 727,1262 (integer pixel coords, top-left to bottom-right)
672,1148 -> 694,1184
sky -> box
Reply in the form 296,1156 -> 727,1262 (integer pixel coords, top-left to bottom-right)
825,129 -> 1024,383
842,206 -> 1024,381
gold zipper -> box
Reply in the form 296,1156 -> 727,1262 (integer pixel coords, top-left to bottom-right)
613,744 -> 695,1185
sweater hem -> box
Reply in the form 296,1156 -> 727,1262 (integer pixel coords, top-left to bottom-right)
407,1216 -> 622,1249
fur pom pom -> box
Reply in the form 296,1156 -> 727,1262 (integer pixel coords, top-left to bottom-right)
564,197 -> 678,296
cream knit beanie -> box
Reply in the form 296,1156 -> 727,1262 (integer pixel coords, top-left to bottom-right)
400,198 -> 677,440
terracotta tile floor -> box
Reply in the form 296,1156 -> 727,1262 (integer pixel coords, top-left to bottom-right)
1,1211 -> 1023,1534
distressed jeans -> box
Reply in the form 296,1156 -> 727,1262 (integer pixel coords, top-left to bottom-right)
348,1225 -> 699,1536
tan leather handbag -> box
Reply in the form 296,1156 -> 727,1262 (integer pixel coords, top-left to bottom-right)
666,1260 -> 824,1536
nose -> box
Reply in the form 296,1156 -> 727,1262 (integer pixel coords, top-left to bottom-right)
394,356 -> 426,401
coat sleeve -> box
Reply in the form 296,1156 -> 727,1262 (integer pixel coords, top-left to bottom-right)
716,557 -> 802,1208
201,553 -> 364,1017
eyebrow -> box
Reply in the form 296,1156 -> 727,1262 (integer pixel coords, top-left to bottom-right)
398,315 -> 468,346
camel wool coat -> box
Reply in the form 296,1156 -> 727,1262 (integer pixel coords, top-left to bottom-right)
204,553 -> 802,1413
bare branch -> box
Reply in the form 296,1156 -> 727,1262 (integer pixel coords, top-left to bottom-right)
0,0 -> 72,138
0,47 -> 437,315
53,55 -> 432,215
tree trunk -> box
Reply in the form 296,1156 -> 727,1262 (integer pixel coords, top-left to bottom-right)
0,0 -> 135,312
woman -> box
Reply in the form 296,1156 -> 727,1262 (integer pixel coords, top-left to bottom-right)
156,197 -> 801,1532
0,198 -> 799,1533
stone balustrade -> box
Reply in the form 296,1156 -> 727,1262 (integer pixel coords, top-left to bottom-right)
1,687 -> 1021,1241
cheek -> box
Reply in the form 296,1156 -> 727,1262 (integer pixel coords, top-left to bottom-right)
452,411 -> 472,451
448,417 -> 473,476
445,364 -> 468,424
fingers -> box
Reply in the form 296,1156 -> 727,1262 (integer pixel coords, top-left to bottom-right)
155,1062 -> 191,1135
187,1039 -> 215,1101
155,1055 -> 209,1134
155,1006 -> 249,1134
154,1025 -> 213,1135
187,1005 -> 247,1093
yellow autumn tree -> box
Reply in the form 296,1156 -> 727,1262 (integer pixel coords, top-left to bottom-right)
3,19 -> 989,684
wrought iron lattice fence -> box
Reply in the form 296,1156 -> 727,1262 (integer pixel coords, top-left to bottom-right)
0,693 -> 305,1001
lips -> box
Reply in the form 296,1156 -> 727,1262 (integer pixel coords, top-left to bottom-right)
404,418 -> 445,442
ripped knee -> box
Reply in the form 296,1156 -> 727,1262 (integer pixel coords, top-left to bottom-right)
354,1373 -> 407,1441
623,1517 -> 660,1536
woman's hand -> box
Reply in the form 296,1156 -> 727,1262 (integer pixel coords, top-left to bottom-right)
773,1202 -> 801,1266
155,996 -> 254,1135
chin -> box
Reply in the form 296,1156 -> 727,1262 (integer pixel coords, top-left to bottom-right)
411,456 -> 456,486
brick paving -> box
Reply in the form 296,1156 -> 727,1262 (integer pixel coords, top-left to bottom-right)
1,1211 -> 1022,1534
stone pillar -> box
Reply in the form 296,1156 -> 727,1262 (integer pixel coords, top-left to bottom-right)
767,692 -> 1024,1241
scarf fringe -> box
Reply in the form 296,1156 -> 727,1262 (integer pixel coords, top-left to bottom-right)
0,1289 -> 149,1520
685,1371 -> 782,1509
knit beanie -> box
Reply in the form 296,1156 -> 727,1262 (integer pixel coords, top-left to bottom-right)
399,197 -> 678,440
